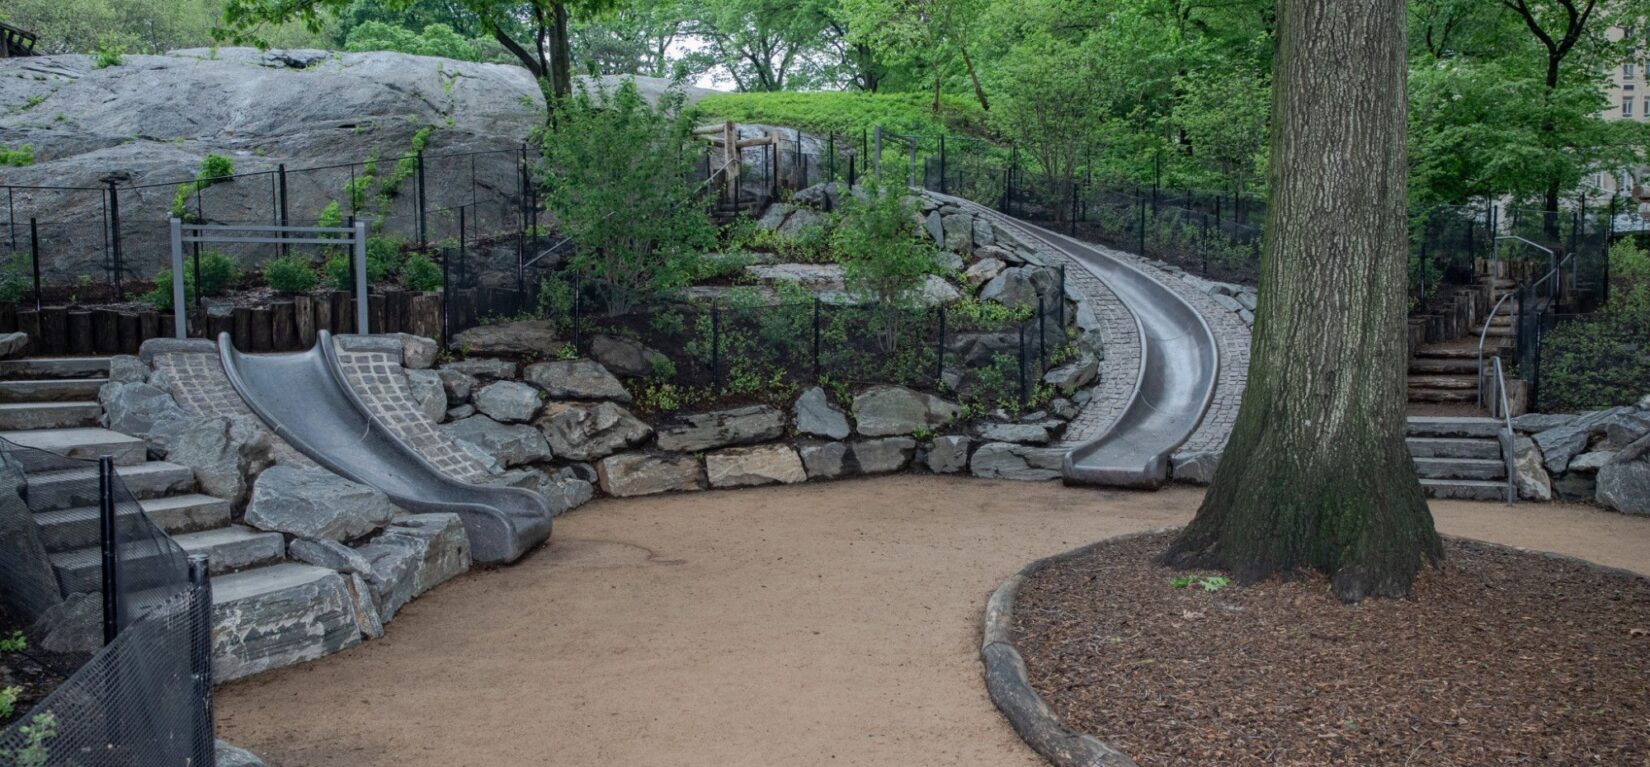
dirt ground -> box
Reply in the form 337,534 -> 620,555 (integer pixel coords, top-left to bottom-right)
215,476 -> 1650,767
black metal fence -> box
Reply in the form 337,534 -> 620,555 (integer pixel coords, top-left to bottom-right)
0,439 -> 215,766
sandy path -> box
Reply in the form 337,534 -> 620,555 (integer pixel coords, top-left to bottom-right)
215,476 -> 1650,767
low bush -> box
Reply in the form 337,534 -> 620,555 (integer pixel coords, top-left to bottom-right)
262,255 -> 318,295
1538,240 -> 1650,412
142,251 -> 238,310
0,144 -> 34,167
402,252 -> 442,292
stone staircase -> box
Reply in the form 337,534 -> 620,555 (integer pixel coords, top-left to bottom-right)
1407,277 -> 1523,410
1,355 -> 354,681
1407,416 -> 1511,501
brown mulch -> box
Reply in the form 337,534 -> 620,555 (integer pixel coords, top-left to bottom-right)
1011,532 -> 1650,767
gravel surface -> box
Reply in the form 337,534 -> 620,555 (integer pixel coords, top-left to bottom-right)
1014,532 -> 1650,766
214,478 -> 1650,766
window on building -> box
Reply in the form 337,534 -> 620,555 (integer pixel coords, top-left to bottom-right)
1628,63 -> 1638,80
1625,96 -> 1635,117
1642,96 -> 1649,117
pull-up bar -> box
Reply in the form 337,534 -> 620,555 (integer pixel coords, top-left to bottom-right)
168,219 -> 368,339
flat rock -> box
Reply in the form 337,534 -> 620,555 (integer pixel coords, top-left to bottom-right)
535,401 -> 652,461
524,359 -> 631,402
215,741 -> 267,767
964,258 -> 1006,289
1513,436 -> 1551,501
452,320 -> 563,357
108,355 -> 149,384
975,422 -> 1051,445
926,435 -> 971,474
852,437 -> 916,474
656,405 -> 786,452
1042,354 -> 1098,395
438,415 -> 553,468
1596,460 -> 1650,515
436,368 -> 478,402
970,442 -> 1061,481
441,358 -> 517,381
851,386 -> 961,437
1568,450 -> 1616,473
706,444 -> 806,488
0,332 -> 27,359
794,386 -> 851,440
397,334 -> 438,369
472,380 -> 542,423
1171,451 -> 1221,485
589,335 -> 671,378
379,512 -> 472,596
403,369 -> 448,423
597,452 -> 704,497
245,465 -> 398,542
798,440 -> 849,479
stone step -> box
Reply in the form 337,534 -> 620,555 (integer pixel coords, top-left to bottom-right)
211,563 -> 364,683
1414,457 -> 1507,481
0,378 -> 107,403
1408,387 -> 1478,404
1413,346 -> 1481,360
1421,478 -> 1510,502
34,494 -> 233,551
1,428 -> 146,468
1408,357 -> 1479,374
27,461 -> 196,511
50,525 -> 285,594
0,401 -> 101,430
0,357 -> 111,380
1482,326 -> 1515,338
1408,375 -> 1477,390
1407,416 -> 1503,439
1407,437 -> 1502,460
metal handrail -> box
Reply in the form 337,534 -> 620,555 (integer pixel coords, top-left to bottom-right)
1491,355 -> 1517,505
1476,237 -> 1572,408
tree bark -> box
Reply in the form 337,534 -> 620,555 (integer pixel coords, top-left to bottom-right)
1160,0 -> 1442,602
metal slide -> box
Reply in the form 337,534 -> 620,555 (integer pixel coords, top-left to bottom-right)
962,204 -> 1221,488
218,331 -> 552,563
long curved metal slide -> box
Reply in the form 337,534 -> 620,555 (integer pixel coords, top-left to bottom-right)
963,205 -> 1221,488
218,331 -> 552,563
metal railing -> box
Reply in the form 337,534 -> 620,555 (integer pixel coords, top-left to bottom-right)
1489,355 -> 1517,505
1477,236 -> 1572,408
171,220 -> 370,338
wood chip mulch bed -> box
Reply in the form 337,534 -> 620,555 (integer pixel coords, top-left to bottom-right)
1011,532 -> 1650,766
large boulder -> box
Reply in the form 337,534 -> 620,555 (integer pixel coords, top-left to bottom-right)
377,513 -> 472,596
451,320 -> 564,357
798,440 -> 849,479
1512,436 -> 1552,502
397,334 -> 438,370
107,355 -> 150,384
535,401 -> 652,461
655,405 -> 787,452
472,380 -> 542,423
438,416 -> 553,467
491,467 -> 595,515
524,359 -> 631,402
1171,451 -> 1221,485
0,454 -> 61,621
436,368 -> 478,403
706,445 -> 807,488
245,465 -> 398,542
167,415 -> 275,509
215,741 -> 267,767
978,266 -> 1053,311
597,452 -> 704,497
964,258 -> 1006,289
970,442 -> 1061,481
1042,354 -> 1099,395
794,387 -> 851,440
100,381 -> 189,453
942,212 -> 975,254
590,334 -> 671,378
403,369 -> 448,423
0,331 -> 28,359
851,386 -> 961,437
1596,459 -> 1650,516
851,437 -> 916,473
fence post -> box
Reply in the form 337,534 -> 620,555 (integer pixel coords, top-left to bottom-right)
936,305 -> 946,387
1017,324 -> 1028,409
1038,294 -> 1048,372
188,553 -> 216,767
169,218 -> 187,338
812,298 -> 822,383
517,147 -> 527,297
99,455 -> 121,644
29,218 -> 41,313
711,302 -> 722,394
416,151 -> 428,246
1058,265 -> 1066,332
1137,193 -> 1147,256
873,126 -> 883,180
440,240 -> 451,347
354,220 -> 369,333
106,180 -> 124,300
827,135 -> 836,183
939,135 -> 947,195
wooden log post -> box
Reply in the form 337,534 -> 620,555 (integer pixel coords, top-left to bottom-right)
314,293 -> 334,337
250,307 -> 273,352
92,308 -> 119,354
271,301 -> 297,350
139,310 -> 160,344
66,310 -> 92,354
369,294 -> 386,334
40,307 -> 67,355
16,309 -> 40,355
117,312 -> 141,354
232,307 -> 253,350
294,295 -> 316,348
0,302 -> 15,333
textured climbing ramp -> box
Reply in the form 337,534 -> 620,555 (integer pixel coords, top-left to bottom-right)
218,331 -> 551,563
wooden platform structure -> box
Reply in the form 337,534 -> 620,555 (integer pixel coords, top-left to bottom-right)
0,22 -> 39,58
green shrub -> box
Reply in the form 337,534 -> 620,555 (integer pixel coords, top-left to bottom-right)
366,236 -> 404,278
170,153 -> 238,220
323,253 -> 352,291
402,252 -> 442,292
0,253 -> 28,302
262,256 -> 318,295
141,251 -> 238,310
1538,240 -> 1650,412
830,180 -> 940,352
93,43 -> 124,68
0,143 -> 34,167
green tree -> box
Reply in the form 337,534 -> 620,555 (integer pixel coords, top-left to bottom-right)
344,21 -> 501,61
830,181 -> 939,352
539,78 -> 715,314
1162,0 -> 1442,601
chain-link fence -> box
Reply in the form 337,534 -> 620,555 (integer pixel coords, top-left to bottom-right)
0,438 -> 215,767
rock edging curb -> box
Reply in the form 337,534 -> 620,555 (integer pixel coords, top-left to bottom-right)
980,533 -> 1177,767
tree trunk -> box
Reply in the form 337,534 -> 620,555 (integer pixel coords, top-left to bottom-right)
1160,0 -> 1442,602
549,3 -> 573,102
960,43 -> 989,111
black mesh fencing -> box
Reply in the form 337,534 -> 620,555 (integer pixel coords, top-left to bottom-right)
0,438 -> 214,767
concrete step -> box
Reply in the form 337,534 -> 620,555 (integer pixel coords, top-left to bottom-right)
1483,327 -> 1515,338
1407,437 -> 1502,460
1408,375 -> 1477,390
27,461 -> 196,511
211,563 -> 364,683
0,357 -> 111,380
1409,357 -> 1479,374
1413,346 -> 1480,360
50,525 -> 284,593
1414,457 -> 1507,481
1421,478 -> 1510,501
34,494 -> 232,551
0,378 -> 107,403
0,401 -> 101,430
1408,387 -> 1478,404
1,428 -> 146,468
1408,416 -> 1504,439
